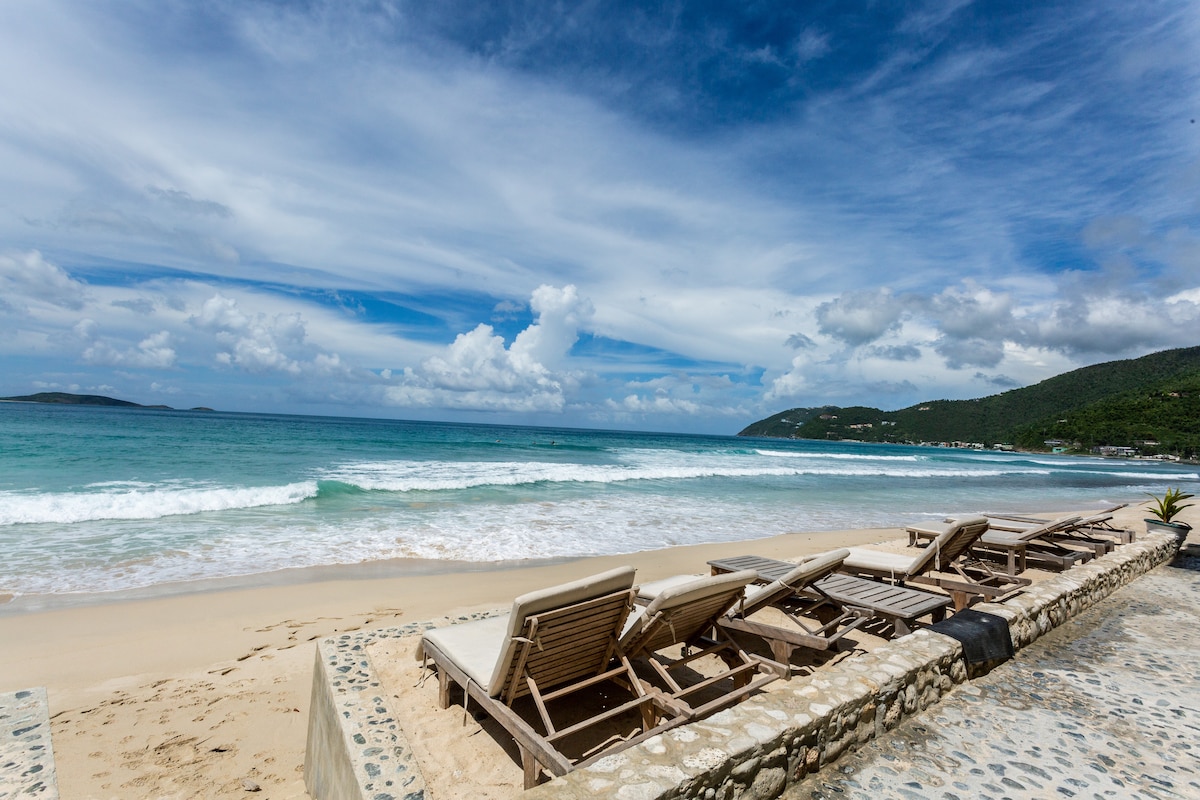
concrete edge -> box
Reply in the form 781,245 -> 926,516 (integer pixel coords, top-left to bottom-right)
0,685 -> 59,799
304,625 -> 430,800
302,532 -> 1177,800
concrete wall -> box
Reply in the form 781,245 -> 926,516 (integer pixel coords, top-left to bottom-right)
304,531 -> 1176,800
304,630 -> 429,800
0,686 -> 59,799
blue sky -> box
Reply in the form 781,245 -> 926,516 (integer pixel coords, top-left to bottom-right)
1,1 -> 1198,434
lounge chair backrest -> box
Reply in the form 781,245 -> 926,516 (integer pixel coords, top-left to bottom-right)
489,566 -> 637,699
1006,515 -> 1081,542
907,516 -> 989,575
739,549 -> 849,615
621,570 -> 755,656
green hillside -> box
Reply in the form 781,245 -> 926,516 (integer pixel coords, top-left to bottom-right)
739,346 -> 1200,458
0,391 -> 145,407
0,392 -> 180,410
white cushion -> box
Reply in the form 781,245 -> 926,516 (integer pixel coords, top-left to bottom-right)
635,573 -> 705,602
420,614 -> 511,688
842,547 -> 917,574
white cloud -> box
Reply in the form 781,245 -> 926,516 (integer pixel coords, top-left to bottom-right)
82,330 -> 176,369
927,282 -> 1015,340
934,337 -> 1006,370
764,355 -> 811,402
383,284 -> 590,413
815,288 -> 906,346
1028,294 -> 1200,355
0,250 -> 87,312
1,4 -> 1199,430
190,293 -> 310,375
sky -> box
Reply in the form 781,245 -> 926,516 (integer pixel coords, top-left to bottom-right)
1,1 -> 1198,434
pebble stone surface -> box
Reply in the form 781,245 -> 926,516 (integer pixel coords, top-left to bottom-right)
0,686 -> 58,799
789,551 -> 1200,800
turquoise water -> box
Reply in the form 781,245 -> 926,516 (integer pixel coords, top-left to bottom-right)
1,402 -> 1197,599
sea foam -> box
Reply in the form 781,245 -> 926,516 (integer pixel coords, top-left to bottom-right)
0,481 -> 318,526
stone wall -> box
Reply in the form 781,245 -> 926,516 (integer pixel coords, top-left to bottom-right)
304,531 -> 1176,800
525,531 -> 1177,799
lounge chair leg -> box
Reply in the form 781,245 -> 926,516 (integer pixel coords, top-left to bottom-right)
521,746 -> 541,789
436,668 -> 451,709
769,641 -> 793,674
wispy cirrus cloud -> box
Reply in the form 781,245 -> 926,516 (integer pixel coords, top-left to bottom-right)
0,1 -> 1198,430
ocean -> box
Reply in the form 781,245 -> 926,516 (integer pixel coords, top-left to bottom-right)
2,402 -> 1197,604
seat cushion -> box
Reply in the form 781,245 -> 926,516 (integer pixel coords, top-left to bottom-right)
421,614 -> 511,688
843,547 -> 917,574
635,573 -> 706,603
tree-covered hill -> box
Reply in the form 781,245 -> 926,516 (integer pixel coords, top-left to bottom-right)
739,346 -> 1200,458
0,392 -> 187,410
0,392 -> 146,407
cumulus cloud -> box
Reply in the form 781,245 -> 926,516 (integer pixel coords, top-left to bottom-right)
926,282 -> 1014,339
190,294 -> 309,375
82,330 -> 177,369
934,336 -> 1006,369
491,299 -> 525,321
764,355 -> 811,402
509,285 -> 593,371
785,332 -> 816,349
609,393 -> 701,415
868,344 -> 921,361
383,285 -> 591,412
0,250 -> 87,312
596,372 -> 754,422
1027,294 -> 1200,356
815,289 -> 906,346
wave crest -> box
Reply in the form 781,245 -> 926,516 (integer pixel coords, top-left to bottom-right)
0,481 -> 319,526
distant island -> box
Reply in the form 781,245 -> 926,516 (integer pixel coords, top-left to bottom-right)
0,392 -> 214,412
739,345 -> 1200,460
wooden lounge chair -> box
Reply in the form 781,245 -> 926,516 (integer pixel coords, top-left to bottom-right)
708,553 -> 954,638
419,567 -> 676,788
910,514 -> 1089,574
975,515 -> 1097,571
986,503 -> 1135,544
714,549 -> 871,671
1069,511 -> 1136,544
619,570 -> 782,720
844,516 -> 1027,610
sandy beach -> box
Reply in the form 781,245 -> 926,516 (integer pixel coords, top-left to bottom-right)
0,506 -> 1156,799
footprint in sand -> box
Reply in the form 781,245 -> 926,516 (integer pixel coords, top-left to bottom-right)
236,644 -> 270,661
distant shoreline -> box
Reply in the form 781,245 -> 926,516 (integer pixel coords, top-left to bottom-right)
0,391 -> 214,412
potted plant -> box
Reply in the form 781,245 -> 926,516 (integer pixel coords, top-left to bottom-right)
1144,487 -> 1194,549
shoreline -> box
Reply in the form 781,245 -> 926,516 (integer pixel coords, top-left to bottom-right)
0,527 -> 888,618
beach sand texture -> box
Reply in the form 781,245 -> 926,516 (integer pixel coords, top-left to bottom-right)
0,504 -> 1162,799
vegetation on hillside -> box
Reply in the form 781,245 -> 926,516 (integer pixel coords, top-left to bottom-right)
0,392 -> 204,411
739,346 -> 1200,458
0,392 -> 146,407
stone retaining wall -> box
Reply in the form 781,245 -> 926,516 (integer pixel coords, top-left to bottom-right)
304,531 -> 1176,800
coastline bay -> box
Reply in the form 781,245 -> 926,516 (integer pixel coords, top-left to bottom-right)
3,401 -> 1198,605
